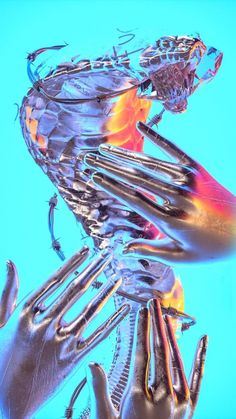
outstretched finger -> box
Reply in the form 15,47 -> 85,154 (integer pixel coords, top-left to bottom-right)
85,153 -> 181,199
123,238 -> 183,264
45,251 -> 113,321
77,304 -> 130,356
62,277 -> 122,336
164,315 -> 190,401
99,143 -> 184,178
87,363 -> 117,419
0,261 -> 19,327
148,299 -> 173,400
128,307 -> 150,395
92,173 -> 169,224
189,335 -> 208,415
137,122 -> 195,166
26,246 -> 90,312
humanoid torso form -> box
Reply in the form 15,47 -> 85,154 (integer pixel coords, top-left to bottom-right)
20,35 -> 221,413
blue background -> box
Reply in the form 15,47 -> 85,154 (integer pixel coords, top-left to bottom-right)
0,0 -> 235,418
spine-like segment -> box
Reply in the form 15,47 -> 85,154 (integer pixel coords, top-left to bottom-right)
20,76 -> 182,415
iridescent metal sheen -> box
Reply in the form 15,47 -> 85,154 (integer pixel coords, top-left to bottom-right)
0,248 -> 129,419
86,122 -> 236,263
87,299 -> 208,419
18,34 -> 224,417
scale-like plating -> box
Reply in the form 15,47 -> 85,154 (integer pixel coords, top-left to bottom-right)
20,34 -> 222,414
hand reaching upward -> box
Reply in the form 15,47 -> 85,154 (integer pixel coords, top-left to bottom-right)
0,247 -> 129,419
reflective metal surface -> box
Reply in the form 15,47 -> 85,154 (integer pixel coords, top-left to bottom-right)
18,34 -> 223,417
0,248 -> 129,419
85,122 -> 236,263
87,299 -> 208,419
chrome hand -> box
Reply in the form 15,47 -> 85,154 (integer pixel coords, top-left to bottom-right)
85,122 -> 236,263
87,299 -> 207,419
0,247 -> 129,419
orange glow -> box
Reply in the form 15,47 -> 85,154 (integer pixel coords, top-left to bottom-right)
37,134 -> 46,150
194,166 -> 236,222
105,89 -> 165,237
25,106 -> 47,152
161,277 -> 184,312
160,277 -> 184,333
190,40 -> 206,58
105,88 -> 152,152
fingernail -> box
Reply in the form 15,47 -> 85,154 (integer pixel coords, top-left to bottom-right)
92,173 -> 104,183
139,306 -> 148,315
6,260 -> 14,272
88,362 -> 99,369
122,245 -> 133,255
201,335 -> 208,348
119,303 -> 131,316
100,144 -> 111,152
148,297 -> 161,311
137,121 -> 145,128
84,154 -> 96,165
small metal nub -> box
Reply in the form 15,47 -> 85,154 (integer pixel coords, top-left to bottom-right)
148,108 -> 165,127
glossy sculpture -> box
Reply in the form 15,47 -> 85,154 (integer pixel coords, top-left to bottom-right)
86,122 -> 236,263
0,248 -> 130,418
87,299 -> 207,419
17,33 -> 234,417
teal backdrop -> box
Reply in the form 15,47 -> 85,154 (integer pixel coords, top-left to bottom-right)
0,1 -> 235,418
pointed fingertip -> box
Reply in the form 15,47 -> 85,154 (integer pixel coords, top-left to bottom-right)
88,362 -> 100,373
200,335 -> 208,348
123,243 -> 136,255
87,362 -> 106,383
123,303 -> 131,313
113,276 -> 122,288
99,143 -> 111,153
6,260 -> 15,272
87,363 -> 97,379
137,120 -> 146,130
84,153 -> 96,166
138,305 -> 149,317
80,245 -> 90,256
92,172 -> 104,184
122,246 -> 129,255
147,297 -> 161,311
6,261 -> 19,287
118,303 -> 131,320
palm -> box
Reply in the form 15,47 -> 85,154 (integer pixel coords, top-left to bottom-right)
86,299 -> 207,419
0,248 -> 129,419
84,122 -> 236,263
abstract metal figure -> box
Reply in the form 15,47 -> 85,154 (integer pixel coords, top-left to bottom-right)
87,299 -> 207,419
19,34 -> 222,416
0,247 -> 129,419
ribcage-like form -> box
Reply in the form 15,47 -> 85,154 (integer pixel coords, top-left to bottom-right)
20,65 -> 183,416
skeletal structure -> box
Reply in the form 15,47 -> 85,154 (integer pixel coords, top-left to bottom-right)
20,34 -> 222,416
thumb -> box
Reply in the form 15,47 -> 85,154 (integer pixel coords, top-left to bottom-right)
87,363 -> 118,419
123,238 -> 184,263
0,261 -> 19,327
